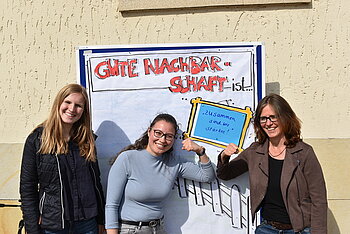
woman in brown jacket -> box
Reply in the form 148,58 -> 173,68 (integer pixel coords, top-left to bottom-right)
217,94 -> 327,234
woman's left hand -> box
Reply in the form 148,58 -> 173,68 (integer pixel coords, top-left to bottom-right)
182,138 -> 202,154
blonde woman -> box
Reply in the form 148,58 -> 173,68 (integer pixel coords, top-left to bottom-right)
20,84 -> 105,234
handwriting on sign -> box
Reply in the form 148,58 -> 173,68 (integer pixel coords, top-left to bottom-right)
144,56 -> 223,75
168,76 -> 227,93
92,55 -> 254,93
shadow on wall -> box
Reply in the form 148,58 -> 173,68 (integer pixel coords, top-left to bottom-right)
95,120 -> 131,194
328,208 -> 340,234
266,82 -> 280,95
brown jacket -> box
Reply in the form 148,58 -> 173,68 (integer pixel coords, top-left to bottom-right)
217,140 -> 327,233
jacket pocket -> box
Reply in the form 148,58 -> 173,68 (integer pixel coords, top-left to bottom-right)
40,192 -> 61,229
300,197 -> 312,226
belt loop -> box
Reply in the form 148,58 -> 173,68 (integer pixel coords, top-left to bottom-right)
138,221 -> 142,229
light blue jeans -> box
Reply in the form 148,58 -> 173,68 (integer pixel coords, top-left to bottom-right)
119,220 -> 167,234
42,218 -> 98,234
255,221 -> 311,234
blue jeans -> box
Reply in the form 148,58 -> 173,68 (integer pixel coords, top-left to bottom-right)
42,218 -> 98,234
255,221 -> 311,234
119,220 -> 167,234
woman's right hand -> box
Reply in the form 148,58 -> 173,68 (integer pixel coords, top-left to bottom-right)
221,143 -> 239,162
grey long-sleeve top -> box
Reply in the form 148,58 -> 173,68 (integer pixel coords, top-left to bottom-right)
105,149 -> 216,229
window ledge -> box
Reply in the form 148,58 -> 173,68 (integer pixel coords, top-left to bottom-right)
119,0 -> 311,12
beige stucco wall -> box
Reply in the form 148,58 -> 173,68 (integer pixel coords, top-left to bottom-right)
0,0 -> 349,232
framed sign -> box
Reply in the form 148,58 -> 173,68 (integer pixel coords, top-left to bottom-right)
185,97 -> 252,149
76,42 -> 265,233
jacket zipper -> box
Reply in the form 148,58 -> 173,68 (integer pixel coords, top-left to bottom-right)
39,192 -> 46,214
55,154 -> 65,229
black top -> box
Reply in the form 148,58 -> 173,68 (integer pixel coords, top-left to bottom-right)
261,156 -> 291,224
59,141 -> 98,221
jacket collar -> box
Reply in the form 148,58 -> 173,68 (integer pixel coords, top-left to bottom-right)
255,140 -> 304,156
256,140 -> 303,185
256,141 -> 269,176
287,141 -> 303,154
280,148 -> 300,189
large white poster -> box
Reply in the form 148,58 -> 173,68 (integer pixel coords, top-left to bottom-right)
77,43 -> 265,234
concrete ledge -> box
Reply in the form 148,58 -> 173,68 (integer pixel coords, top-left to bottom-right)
119,0 -> 312,12
0,143 -> 23,199
304,138 -> 350,199
328,200 -> 350,234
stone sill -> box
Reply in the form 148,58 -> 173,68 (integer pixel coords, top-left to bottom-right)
119,0 -> 311,12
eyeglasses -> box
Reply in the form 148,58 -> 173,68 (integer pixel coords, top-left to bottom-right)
259,115 -> 278,123
153,129 -> 175,141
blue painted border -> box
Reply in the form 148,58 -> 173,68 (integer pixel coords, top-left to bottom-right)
256,45 -> 263,101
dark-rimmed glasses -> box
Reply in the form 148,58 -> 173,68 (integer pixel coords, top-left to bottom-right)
153,129 -> 175,141
259,115 -> 278,123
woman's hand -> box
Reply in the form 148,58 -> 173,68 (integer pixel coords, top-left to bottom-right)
221,143 -> 240,162
182,138 -> 209,163
182,138 -> 202,154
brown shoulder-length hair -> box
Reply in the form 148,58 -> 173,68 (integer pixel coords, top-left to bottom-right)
110,113 -> 179,164
38,83 -> 96,161
253,93 -> 302,147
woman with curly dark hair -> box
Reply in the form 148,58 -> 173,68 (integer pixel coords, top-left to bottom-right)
105,113 -> 216,234
217,94 -> 327,234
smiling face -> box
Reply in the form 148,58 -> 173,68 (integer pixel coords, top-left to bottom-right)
59,93 -> 85,130
146,120 -> 176,156
260,104 -> 285,142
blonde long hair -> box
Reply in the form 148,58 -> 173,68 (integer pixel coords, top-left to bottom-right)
38,84 -> 96,161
